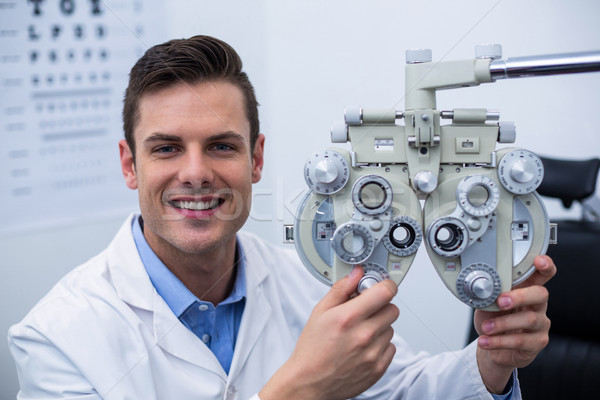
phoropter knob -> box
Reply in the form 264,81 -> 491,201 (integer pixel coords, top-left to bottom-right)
463,270 -> 494,300
406,49 -> 432,64
475,44 -> 502,60
358,273 -> 381,293
344,106 -> 363,126
304,149 -> 350,194
497,121 -> 516,143
456,263 -> 502,308
357,263 -> 391,293
413,170 -> 438,194
330,121 -> 349,143
498,149 -> 544,194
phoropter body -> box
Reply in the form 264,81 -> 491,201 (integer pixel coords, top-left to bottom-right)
290,45 -> 600,311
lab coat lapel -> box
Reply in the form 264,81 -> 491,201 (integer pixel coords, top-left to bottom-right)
107,215 -> 155,311
108,215 -> 226,379
152,290 -> 227,379
229,236 -> 272,378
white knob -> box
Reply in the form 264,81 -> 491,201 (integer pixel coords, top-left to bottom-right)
497,149 -> 544,194
345,106 -> 363,125
358,272 -> 383,293
475,44 -> 502,60
464,271 -> 494,300
467,217 -> 482,231
470,276 -> 494,299
304,150 -> 350,194
314,159 -> 338,184
413,170 -> 438,194
510,158 -> 536,184
406,49 -> 432,64
330,121 -> 348,143
369,219 -> 384,232
497,121 -> 516,143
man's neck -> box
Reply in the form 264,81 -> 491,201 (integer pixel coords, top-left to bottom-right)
141,222 -> 238,305
164,244 -> 238,306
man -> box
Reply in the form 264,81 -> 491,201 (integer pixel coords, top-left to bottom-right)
9,35 -> 555,399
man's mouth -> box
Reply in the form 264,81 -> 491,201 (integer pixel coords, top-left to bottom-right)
170,198 -> 223,211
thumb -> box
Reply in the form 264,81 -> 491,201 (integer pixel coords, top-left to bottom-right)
313,265 -> 363,314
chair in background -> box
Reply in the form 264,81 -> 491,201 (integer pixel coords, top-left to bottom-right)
468,156 -> 600,399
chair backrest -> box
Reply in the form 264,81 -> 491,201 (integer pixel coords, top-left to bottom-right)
537,157 -> 600,208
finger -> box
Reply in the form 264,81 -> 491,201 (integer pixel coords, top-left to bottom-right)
369,336 -> 397,382
364,303 -> 400,336
478,330 -> 549,353
379,341 -> 397,370
515,255 -> 557,289
480,310 -> 550,336
495,285 -> 549,312
344,279 -> 398,319
313,266 -> 364,314
364,326 -> 396,364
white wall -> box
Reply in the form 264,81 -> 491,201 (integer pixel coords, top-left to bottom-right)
2,0 -> 599,397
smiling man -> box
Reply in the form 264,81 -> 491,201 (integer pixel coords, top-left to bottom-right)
8,35 -> 556,400
120,79 -> 263,309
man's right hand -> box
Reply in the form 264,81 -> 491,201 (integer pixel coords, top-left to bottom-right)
259,266 -> 399,400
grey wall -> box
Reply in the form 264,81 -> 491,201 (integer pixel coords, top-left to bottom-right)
2,0 -> 599,398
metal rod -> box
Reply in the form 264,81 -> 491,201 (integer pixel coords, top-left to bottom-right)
490,51 -> 600,80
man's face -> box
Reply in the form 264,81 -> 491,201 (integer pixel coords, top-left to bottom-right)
119,80 -> 264,258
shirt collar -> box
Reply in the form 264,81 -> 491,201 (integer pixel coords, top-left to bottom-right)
131,215 -> 247,316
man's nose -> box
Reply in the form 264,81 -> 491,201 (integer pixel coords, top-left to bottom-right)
177,149 -> 214,187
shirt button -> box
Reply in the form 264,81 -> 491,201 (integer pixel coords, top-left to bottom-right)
201,334 -> 210,343
198,304 -> 209,311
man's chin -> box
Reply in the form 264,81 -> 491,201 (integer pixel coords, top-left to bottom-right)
171,234 -> 234,256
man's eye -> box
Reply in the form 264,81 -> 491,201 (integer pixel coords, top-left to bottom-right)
154,145 -> 177,154
213,143 -> 233,151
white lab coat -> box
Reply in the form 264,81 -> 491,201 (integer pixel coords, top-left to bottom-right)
8,214 -> 518,399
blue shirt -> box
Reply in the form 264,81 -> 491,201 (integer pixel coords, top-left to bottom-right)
493,372 -> 516,400
132,216 -> 246,374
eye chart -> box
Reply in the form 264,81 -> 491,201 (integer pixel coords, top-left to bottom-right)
0,0 -> 164,234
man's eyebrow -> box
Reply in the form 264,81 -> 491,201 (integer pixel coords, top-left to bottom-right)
208,131 -> 247,143
143,133 -> 182,145
142,131 -> 247,146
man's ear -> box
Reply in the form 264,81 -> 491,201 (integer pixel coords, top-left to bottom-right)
251,134 -> 265,184
119,139 -> 138,190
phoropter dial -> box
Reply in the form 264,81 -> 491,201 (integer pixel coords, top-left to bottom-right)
456,175 -> 500,217
456,262 -> 502,308
351,175 -> 393,215
498,149 -> 544,194
382,216 -> 423,257
358,263 -> 390,293
331,222 -> 375,264
304,149 -> 350,194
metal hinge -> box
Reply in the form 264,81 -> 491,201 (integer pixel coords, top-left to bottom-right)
549,223 -> 558,245
283,224 -> 295,244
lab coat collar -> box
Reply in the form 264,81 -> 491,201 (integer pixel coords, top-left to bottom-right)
229,233 -> 272,378
106,214 -> 155,311
106,214 -> 274,380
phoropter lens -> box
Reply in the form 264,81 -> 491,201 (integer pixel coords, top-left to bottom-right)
435,223 -> 464,251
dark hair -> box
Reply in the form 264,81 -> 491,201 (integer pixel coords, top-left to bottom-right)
122,35 -> 259,162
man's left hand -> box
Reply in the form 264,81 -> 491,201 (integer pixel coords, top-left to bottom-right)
473,255 -> 557,394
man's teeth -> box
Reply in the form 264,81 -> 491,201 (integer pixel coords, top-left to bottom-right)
174,199 -> 220,211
